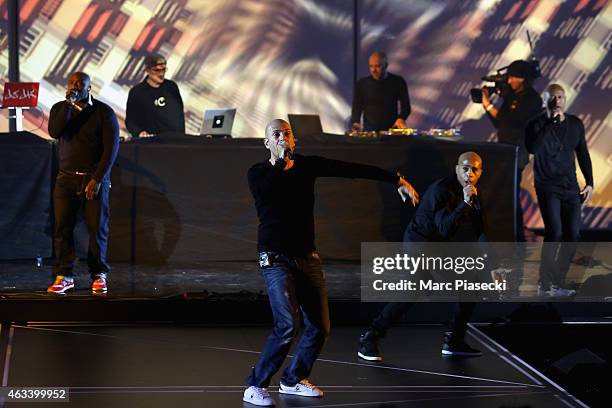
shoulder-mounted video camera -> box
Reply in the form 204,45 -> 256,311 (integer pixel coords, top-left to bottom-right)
470,31 -> 541,103
470,59 -> 541,103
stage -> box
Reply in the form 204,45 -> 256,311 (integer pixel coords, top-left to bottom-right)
1,323 -> 602,408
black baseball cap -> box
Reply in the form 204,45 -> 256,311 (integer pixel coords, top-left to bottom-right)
144,54 -> 166,69
507,60 -> 531,78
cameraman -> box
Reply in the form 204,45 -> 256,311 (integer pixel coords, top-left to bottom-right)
481,60 -> 541,241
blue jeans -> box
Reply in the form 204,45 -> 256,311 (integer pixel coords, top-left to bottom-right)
246,252 -> 330,388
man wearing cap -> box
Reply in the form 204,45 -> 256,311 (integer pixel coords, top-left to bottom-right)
125,54 -> 185,138
481,60 -> 542,241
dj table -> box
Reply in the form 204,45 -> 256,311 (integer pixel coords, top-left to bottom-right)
0,133 -> 518,264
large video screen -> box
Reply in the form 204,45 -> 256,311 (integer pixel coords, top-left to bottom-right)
0,0 -> 609,230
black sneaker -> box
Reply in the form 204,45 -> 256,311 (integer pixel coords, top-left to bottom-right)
441,333 -> 482,357
358,330 -> 382,361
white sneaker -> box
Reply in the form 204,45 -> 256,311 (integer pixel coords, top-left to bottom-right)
549,285 -> 576,297
537,285 -> 576,297
279,379 -> 323,397
243,386 -> 275,406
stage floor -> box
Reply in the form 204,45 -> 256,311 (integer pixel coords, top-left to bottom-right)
0,324 -> 585,407
0,257 -> 609,301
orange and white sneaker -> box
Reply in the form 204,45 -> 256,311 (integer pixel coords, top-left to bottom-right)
279,379 -> 323,397
47,275 -> 75,294
91,277 -> 107,293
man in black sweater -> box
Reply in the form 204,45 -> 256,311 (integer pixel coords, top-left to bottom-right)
243,119 -> 419,406
47,72 -> 120,294
351,51 -> 411,131
481,60 -> 542,241
358,152 -> 486,362
125,54 -> 185,138
526,83 -> 594,296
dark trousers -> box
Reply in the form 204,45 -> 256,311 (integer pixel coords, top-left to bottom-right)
536,189 -> 581,288
516,167 -> 526,242
369,302 -> 476,341
246,252 -> 330,388
53,171 -> 111,278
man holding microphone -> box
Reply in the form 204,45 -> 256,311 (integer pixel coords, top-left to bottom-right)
47,72 -> 120,294
358,152 -> 486,362
243,119 -> 419,406
526,84 -> 594,296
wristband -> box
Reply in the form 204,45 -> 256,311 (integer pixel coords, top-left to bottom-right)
485,103 -> 494,112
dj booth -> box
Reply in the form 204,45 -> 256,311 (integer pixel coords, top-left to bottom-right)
0,132 -> 518,264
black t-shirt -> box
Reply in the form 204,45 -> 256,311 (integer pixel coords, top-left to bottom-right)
351,73 -> 411,131
125,79 -> 185,137
487,86 -> 542,169
48,98 -> 120,181
405,175 -> 484,242
526,113 -> 594,194
248,154 -> 399,256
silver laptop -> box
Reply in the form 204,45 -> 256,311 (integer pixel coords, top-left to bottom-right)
200,108 -> 236,137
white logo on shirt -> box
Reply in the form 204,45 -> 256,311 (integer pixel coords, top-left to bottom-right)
154,97 -> 166,107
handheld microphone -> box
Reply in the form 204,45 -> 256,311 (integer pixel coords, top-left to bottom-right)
470,195 -> 480,211
66,91 -> 83,111
465,179 -> 479,210
284,148 -> 294,161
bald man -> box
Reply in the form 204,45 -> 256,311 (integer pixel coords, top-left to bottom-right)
243,119 -> 419,406
358,152 -> 486,362
526,83 -> 594,296
47,72 -> 120,294
351,51 -> 411,131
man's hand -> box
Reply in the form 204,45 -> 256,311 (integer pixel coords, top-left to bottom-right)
392,118 -> 407,129
84,179 -> 101,200
351,122 -> 362,131
551,109 -> 565,123
463,184 -> 477,204
481,87 -> 491,107
397,176 -> 419,206
581,185 -> 593,208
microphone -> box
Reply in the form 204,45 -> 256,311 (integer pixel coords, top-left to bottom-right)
273,148 -> 295,170
283,148 -> 294,161
552,114 -> 560,124
66,91 -> 83,111
465,180 -> 479,210
470,195 -> 480,211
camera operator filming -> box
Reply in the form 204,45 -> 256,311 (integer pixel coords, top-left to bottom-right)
476,59 -> 542,241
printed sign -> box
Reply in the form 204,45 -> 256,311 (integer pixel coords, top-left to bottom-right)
2,82 -> 40,108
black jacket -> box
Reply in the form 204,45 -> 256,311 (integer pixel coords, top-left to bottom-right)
526,112 -> 593,194
487,86 -> 542,169
48,98 -> 119,182
351,73 -> 411,131
248,154 -> 399,256
405,175 -> 485,242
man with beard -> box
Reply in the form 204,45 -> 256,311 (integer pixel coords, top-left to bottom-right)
358,152 -> 486,362
47,72 -> 119,294
125,54 -> 185,138
351,51 -> 411,131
